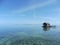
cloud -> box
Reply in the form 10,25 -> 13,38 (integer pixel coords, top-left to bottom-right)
33,15 -> 60,22
45,8 -> 60,17
53,8 -> 60,13
13,0 -> 56,13
41,16 -> 56,21
39,16 -> 60,25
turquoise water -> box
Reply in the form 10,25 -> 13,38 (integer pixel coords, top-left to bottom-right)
0,24 -> 60,45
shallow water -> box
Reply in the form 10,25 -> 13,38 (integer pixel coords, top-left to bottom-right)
0,24 -> 60,45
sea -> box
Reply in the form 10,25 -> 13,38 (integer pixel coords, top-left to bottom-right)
0,24 -> 60,45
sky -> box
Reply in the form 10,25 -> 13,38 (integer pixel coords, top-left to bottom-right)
0,0 -> 60,25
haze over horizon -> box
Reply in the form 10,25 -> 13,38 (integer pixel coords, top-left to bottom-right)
0,0 -> 60,25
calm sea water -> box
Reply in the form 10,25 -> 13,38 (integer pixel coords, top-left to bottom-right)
0,24 -> 60,45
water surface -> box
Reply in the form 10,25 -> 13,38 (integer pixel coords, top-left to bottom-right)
0,24 -> 60,45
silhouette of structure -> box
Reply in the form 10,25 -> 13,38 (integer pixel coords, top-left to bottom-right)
43,22 -> 50,27
42,22 -> 56,31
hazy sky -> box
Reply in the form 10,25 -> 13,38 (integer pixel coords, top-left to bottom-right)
0,0 -> 60,25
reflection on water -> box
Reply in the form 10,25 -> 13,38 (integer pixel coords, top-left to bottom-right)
0,25 -> 60,45
42,26 -> 56,31
42,27 -> 51,31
